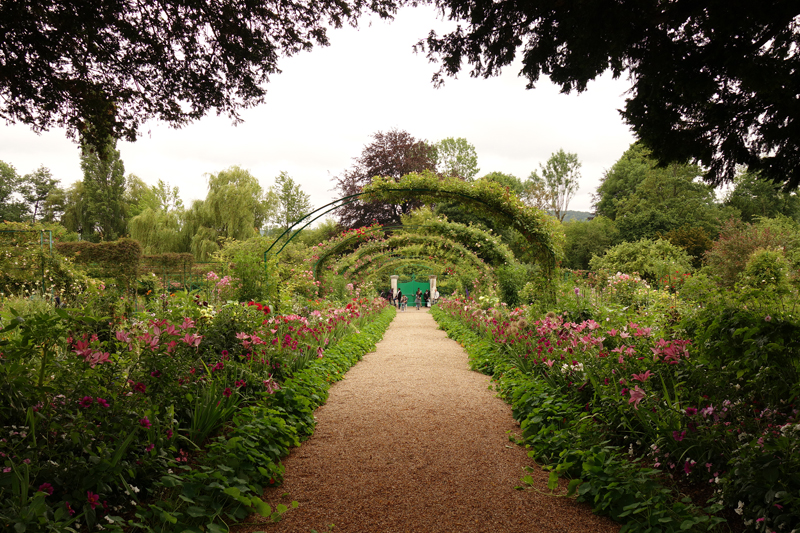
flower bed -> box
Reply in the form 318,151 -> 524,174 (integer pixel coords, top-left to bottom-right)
1,296 -> 394,532
432,293 -> 799,533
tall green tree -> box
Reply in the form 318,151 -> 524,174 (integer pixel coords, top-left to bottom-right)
269,171 -> 311,231
0,161 -> 27,222
80,140 -> 127,240
128,179 -> 185,254
597,143 -> 733,243
183,166 -> 269,260
434,137 -> 480,180
21,165 -> 59,223
528,149 -> 581,222
61,181 -> 91,235
724,169 -> 800,223
594,143 -> 654,220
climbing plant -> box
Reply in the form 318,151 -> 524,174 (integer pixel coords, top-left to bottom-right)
362,171 -> 562,274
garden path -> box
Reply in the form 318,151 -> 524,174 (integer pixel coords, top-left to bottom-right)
236,309 -> 619,533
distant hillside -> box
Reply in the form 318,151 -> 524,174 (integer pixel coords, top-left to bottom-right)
561,210 -> 593,222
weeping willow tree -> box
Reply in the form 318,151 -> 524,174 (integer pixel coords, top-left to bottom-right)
128,208 -> 183,254
182,166 -> 274,260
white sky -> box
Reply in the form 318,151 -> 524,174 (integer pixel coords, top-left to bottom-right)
0,5 -> 636,216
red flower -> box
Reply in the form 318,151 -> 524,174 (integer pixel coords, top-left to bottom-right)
87,491 -> 100,509
223,387 -> 232,398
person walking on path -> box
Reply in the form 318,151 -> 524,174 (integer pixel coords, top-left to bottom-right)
400,294 -> 407,311
395,289 -> 403,310
423,289 -> 430,307
415,288 -> 422,310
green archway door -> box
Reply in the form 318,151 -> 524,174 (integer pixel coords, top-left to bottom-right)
396,275 -> 431,308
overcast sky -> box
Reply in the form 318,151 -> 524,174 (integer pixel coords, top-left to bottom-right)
0,5 -> 636,217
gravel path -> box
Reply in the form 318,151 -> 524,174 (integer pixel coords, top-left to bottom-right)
237,309 -> 619,533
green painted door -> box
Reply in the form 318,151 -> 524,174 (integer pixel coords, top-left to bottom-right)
396,278 -> 430,307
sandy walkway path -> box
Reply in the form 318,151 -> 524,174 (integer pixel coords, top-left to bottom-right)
238,309 -> 619,533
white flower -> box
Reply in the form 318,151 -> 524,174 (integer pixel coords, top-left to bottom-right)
735,501 -> 744,515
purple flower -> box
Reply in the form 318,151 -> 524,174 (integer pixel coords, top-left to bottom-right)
78,396 -> 94,408
685,407 -> 698,416
139,417 -> 152,428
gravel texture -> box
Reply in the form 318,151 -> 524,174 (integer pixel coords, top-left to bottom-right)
236,308 -> 620,533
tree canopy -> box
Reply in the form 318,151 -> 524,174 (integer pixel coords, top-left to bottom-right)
420,0 -> 800,189
434,137 -> 479,180
528,149 -> 581,222
0,0 -> 396,151
334,129 -> 437,228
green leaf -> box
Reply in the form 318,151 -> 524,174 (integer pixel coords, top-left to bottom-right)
186,506 -> 208,518
547,471 -> 559,491
566,478 -> 582,496
680,519 -> 696,530
206,523 -> 227,533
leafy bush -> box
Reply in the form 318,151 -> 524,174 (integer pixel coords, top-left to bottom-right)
590,238 -> 693,286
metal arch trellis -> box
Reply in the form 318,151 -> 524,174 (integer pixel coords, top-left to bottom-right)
336,240 -> 492,281
262,185 -> 557,301
263,186 -> 527,260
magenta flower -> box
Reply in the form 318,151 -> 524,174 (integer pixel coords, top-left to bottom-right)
620,387 -> 629,396
139,417 -> 152,428
166,429 -> 173,439
145,444 -> 155,452
628,386 -> 646,409
150,370 -> 162,378
96,397 -> 109,408
78,396 -> 94,408
87,491 -> 100,509
683,460 -> 695,475
765,315 -> 772,322
673,430 -> 686,442
39,482 -> 54,495
133,382 -> 146,393
631,370 -> 652,382
223,387 -> 232,398
685,407 -> 697,416
65,501 -> 75,516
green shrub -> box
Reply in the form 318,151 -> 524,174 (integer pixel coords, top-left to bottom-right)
590,238 -> 693,286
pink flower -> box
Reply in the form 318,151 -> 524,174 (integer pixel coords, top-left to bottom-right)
628,386 -> 646,409
631,370 -> 652,382
133,382 -> 146,393
87,491 -> 100,509
145,444 -> 155,452
115,330 -> 130,343
39,482 -> 54,495
79,396 -> 94,408
65,501 -> 75,516
96,397 -> 109,408
764,315 -> 771,322
683,460 -> 696,475
685,407 -> 697,416
180,317 -> 196,330
139,417 -> 152,428
223,387 -> 232,398
673,430 -> 686,442
166,429 -> 173,439
181,332 -> 203,347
